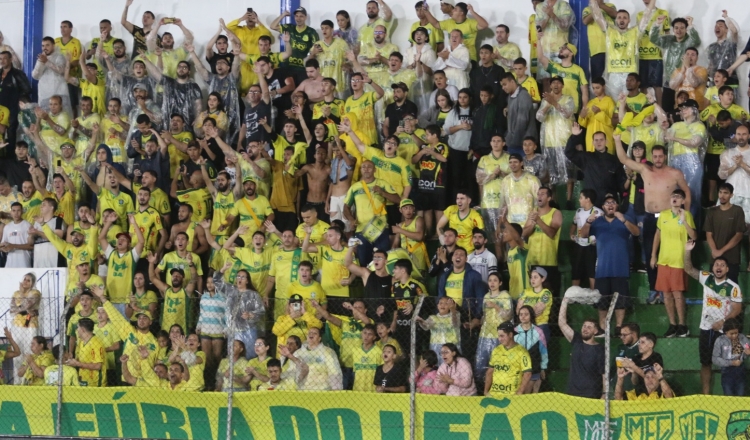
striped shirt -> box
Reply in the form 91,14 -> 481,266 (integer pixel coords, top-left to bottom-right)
197,276 -> 228,336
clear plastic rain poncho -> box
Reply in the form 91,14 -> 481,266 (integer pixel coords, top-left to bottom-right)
666,107 -> 707,221
107,72 -> 157,117
206,72 -> 241,145
405,45 -> 436,116
499,172 -> 541,225
220,275 -> 265,360
718,145 -> 750,220
474,290 -> 513,389
650,26 -> 701,84
17,102 -> 41,158
535,0 -> 576,80
707,17 -> 741,79
537,94 -> 575,186
477,165 -> 504,242
159,76 -> 203,131
31,48 -> 72,115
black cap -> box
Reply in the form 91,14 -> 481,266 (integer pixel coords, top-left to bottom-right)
603,193 -> 617,203
170,268 -> 186,277
509,153 -> 524,162
412,26 -> 430,43
678,99 -> 699,109
289,294 -> 303,303
391,82 -> 409,92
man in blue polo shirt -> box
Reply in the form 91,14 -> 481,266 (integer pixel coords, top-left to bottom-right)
579,193 -> 640,336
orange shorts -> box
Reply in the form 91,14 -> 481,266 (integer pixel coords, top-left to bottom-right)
655,265 -> 687,293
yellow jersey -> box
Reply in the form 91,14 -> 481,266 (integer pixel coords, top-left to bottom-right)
656,209 -> 695,268
344,92 -> 381,147
55,191 -> 76,226
55,37 -> 82,77
129,206 -> 163,255
519,288 -> 553,325
364,146 -> 411,199
104,246 -> 140,303
296,220 -> 330,270
235,195 -> 273,243
606,27 -> 640,74
97,189 -> 134,229
176,187 -> 212,222
352,344 -> 383,392
518,76 -> 541,103
80,75 -> 106,116
287,280 -> 327,312
75,335 -> 107,387
20,192 -> 43,223
526,208 -> 560,267
269,248 -> 309,318
73,113 -> 101,155
317,38 -> 350,94
445,270 -> 466,306
93,321 -> 119,370
488,343 -> 531,396
317,245 -> 351,298
210,191 -> 238,236
161,287 -> 191,332
167,131 -> 195,178
545,62 -> 588,112
358,18 -> 394,46
636,8 -> 670,61
507,246 -> 530,299
583,4 -> 616,56
345,179 -> 397,232
158,251 -> 203,288
442,205 -> 485,251
439,18 -> 480,61
100,114 -> 128,161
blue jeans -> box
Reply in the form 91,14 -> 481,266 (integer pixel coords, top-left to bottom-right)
475,336 -> 500,389
721,366 -> 746,396
355,230 -> 391,268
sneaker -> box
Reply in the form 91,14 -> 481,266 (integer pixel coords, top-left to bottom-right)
614,326 -> 622,338
664,325 -> 677,338
637,268 -> 647,273
676,325 -> 690,337
647,290 -> 660,304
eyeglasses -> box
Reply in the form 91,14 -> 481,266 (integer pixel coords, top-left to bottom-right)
603,200 -> 616,205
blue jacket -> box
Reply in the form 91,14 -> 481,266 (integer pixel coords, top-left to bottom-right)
437,263 -> 487,319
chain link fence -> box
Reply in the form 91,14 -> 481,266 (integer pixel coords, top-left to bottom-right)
0,275 -> 748,439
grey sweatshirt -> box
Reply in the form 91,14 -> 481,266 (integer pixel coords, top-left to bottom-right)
506,87 -> 537,148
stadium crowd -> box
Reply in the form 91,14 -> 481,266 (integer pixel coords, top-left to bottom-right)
1,0 -> 750,399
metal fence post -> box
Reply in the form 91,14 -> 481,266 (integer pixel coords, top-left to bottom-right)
226,318 -> 235,440
603,292 -> 619,440
56,300 -> 71,437
409,296 -> 426,440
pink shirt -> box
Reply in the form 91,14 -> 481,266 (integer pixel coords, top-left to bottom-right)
436,357 -> 477,396
413,369 -> 441,394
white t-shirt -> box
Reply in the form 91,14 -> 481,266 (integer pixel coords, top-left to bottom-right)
468,249 -> 498,283
699,271 -> 742,331
573,206 -> 603,246
2,220 -> 32,267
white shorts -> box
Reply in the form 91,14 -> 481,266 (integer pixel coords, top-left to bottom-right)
329,195 -> 350,231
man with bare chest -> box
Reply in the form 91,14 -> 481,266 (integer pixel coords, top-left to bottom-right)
294,59 -> 326,103
327,143 -> 356,232
295,147 -> 331,222
615,136 -> 691,302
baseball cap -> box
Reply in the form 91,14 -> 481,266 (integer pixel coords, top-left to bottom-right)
136,310 -> 153,320
391,82 -> 409,92
294,6 -> 307,15
400,199 -> 414,208
133,82 -> 148,91
497,321 -> 517,334
411,26 -> 430,43
60,139 -> 76,149
531,266 -> 548,278
440,0 -> 456,5
509,153 -> 524,162
603,193 -> 618,203
170,268 -> 186,277
71,227 -> 86,236
678,99 -> 699,109
289,294 -> 303,303
116,232 -> 132,242
564,43 -> 578,56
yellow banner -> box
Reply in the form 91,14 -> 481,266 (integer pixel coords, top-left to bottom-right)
0,387 -> 747,439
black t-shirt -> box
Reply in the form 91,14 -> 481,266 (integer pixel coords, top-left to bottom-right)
243,100 -> 271,145
373,361 -> 408,390
385,99 -> 419,128
207,52 -> 235,74
566,332 -> 605,398
130,26 -> 161,59
266,69 -> 292,108
633,351 -> 663,372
